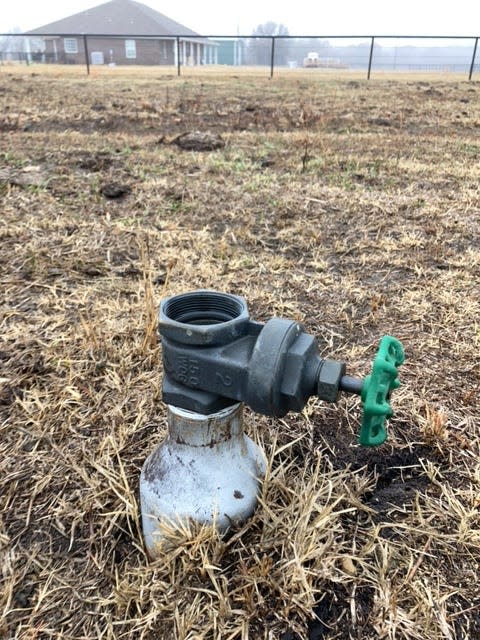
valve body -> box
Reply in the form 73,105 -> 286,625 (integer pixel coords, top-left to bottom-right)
159,290 -> 349,416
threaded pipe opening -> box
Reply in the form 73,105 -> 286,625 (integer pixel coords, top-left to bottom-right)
163,291 -> 246,326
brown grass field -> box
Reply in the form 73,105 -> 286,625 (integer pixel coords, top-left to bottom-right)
1,65 -> 479,639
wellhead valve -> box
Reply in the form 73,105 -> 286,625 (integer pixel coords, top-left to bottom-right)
140,290 -> 405,556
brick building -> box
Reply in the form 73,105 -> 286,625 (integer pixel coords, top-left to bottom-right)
28,0 -> 218,66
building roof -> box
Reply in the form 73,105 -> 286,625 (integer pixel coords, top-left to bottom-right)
28,0 -> 200,37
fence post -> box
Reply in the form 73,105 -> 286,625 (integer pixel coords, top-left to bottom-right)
176,37 -> 181,76
83,34 -> 90,75
469,37 -> 478,81
270,36 -> 275,79
367,36 -> 375,79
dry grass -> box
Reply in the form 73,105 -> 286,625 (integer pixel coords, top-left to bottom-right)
1,62 -> 472,82
1,69 -> 479,639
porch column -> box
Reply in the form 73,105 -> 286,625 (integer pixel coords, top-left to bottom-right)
25,38 -> 32,64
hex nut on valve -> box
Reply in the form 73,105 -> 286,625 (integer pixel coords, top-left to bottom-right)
279,331 -> 321,412
316,360 -> 346,403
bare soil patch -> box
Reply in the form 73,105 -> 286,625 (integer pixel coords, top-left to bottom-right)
1,69 -> 479,639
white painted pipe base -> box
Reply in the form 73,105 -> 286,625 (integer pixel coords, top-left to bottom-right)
140,403 -> 266,557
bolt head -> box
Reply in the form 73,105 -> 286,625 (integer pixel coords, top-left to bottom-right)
280,333 -> 319,412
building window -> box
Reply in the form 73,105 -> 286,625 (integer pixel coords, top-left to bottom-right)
125,40 -> 136,59
64,38 -> 78,54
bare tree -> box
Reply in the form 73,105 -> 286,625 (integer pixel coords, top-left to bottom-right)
247,22 -> 291,66
0,28 -> 24,62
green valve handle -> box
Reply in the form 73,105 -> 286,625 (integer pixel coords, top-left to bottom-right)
358,336 -> 405,447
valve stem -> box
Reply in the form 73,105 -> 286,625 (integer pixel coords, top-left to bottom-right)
340,375 -> 364,395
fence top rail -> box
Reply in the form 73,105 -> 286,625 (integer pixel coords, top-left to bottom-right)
2,33 -> 479,40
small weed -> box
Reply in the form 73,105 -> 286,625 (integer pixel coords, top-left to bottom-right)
0,150 -> 27,167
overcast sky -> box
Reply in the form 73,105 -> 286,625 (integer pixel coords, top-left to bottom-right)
1,0 -> 479,37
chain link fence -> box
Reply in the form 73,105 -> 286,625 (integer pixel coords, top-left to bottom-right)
0,33 -> 478,80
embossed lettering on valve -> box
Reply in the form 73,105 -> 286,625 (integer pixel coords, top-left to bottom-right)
215,372 -> 233,387
177,356 -> 200,386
